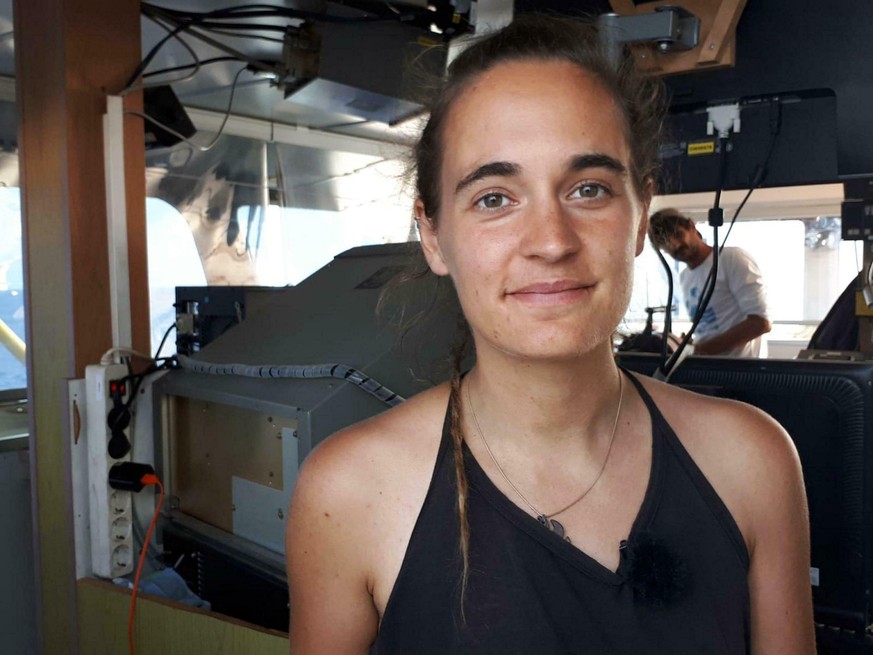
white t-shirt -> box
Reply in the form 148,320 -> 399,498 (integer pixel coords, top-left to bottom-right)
679,247 -> 769,358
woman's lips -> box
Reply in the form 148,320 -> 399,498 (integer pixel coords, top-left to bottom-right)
507,280 -> 594,305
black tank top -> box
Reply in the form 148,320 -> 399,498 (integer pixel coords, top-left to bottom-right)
372,373 -> 751,654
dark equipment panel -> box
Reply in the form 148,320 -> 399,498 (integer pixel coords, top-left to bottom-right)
660,92 -> 838,194
162,520 -> 289,633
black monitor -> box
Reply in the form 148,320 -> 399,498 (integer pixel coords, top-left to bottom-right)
518,0 -> 873,186
615,353 -> 873,633
659,91 -> 839,194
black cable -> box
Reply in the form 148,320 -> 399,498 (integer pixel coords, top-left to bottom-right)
127,13 -> 204,94
142,56 -> 239,78
720,102 -> 782,250
161,23 -> 281,77
658,227 -> 719,378
131,0 -> 455,95
653,245 -> 674,365
155,322 -> 176,360
144,2 -> 411,25
658,135 -> 730,379
129,3 -> 264,92
719,187 -> 753,250
119,360 -> 169,411
124,13 -> 199,91
653,100 -> 782,377
190,20 -> 289,33
196,28 -> 286,44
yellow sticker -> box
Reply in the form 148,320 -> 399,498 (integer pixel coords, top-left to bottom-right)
687,141 -> 716,156
417,36 -> 440,47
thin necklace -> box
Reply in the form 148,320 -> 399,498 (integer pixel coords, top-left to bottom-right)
465,370 -> 624,541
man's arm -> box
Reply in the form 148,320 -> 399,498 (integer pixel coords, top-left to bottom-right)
694,314 -> 771,355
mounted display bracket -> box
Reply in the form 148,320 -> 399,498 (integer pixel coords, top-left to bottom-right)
598,5 -> 700,65
607,0 -> 747,75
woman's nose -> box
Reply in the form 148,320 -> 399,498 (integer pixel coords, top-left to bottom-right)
518,198 -> 582,262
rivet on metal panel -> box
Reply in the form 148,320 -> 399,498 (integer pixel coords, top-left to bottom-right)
277,509 -> 285,520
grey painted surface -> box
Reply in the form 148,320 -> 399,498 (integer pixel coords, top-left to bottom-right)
0,447 -> 36,655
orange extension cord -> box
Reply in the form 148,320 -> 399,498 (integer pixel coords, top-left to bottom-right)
129,474 -> 164,655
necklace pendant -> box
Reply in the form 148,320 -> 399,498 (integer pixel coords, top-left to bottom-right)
538,515 -> 566,539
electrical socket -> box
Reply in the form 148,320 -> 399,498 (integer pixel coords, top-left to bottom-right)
85,363 -> 134,578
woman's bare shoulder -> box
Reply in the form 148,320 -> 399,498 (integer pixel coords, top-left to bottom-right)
292,382 -> 452,513
633,373 -> 796,458
631,373 -> 804,548
285,384 -> 453,650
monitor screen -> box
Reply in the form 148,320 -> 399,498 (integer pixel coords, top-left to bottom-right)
615,354 -> 873,631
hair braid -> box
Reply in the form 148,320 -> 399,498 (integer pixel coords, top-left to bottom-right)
448,327 -> 472,617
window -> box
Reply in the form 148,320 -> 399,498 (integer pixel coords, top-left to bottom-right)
0,185 -> 25,393
626,217 -> 860,357
145,138 -> 414,352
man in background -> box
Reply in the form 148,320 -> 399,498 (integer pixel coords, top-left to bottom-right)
648,208 -> 771,357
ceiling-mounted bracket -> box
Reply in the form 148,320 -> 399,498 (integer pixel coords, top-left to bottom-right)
607,0 -> 748,76
598,5 -> 700,65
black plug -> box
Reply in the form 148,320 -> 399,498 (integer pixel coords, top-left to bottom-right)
108,462 -> 156,492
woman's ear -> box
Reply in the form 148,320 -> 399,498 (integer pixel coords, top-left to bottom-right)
415,199 -> 450,276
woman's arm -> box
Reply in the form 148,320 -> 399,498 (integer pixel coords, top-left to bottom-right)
743,411 -> 816,654
286,433 -> 380,654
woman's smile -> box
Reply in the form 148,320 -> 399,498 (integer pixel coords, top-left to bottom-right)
505,279 -> 596,307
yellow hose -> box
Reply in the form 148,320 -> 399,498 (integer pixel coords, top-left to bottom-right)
0,318 -> 25,365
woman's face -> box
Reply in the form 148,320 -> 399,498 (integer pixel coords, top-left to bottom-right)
418,58 -> 650,363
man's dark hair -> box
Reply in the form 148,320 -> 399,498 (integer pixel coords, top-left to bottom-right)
648,208 -> 695,249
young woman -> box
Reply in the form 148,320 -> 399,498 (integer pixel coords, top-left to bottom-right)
286,16 -> 814,654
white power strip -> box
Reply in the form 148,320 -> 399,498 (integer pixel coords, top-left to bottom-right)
85,363 -> 134,578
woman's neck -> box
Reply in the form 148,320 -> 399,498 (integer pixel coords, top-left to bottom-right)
464,343 -> 622,451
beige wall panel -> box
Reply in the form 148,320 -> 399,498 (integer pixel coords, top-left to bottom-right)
170,397 -> 296,532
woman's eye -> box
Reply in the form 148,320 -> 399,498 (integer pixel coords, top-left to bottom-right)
475,193 -> 510,210
571,183 -> 609,200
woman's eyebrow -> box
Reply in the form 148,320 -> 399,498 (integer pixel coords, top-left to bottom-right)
455,161 -> 520,194
568,153 -> 627,175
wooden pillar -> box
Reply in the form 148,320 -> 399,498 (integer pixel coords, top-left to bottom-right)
13,0 -> 147,651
